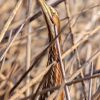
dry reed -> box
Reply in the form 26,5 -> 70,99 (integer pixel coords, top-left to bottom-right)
0,0 -> 100,100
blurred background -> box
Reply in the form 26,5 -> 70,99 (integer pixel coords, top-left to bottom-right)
0,0 -> 100,100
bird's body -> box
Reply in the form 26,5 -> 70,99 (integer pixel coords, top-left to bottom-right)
37,0 -> 64,99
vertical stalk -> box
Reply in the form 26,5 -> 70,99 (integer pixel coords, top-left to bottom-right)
55,26 -> 71,100
26,0 -> 33,98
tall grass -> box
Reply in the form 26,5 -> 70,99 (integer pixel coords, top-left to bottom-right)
0,0 -> 100,100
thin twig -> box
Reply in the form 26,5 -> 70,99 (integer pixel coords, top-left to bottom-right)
0,0 -> 23,43
54,26 -> 70,100
88,62 -> 94,100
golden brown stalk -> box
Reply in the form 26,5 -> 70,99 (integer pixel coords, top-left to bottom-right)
36,0 -> 64,99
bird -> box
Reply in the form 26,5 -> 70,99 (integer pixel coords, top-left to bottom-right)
35,0 -> 64,99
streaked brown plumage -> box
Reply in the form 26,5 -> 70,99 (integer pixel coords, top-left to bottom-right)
37,0 -> 64,99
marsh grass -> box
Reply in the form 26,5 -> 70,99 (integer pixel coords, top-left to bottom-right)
0,0 -> 100,100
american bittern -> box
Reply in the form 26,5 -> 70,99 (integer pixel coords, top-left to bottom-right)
36,0 -> 65,99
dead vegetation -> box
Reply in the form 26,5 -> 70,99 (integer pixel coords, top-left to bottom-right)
0,0 -> 100,100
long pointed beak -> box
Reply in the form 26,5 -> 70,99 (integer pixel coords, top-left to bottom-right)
38,0 -> 52,19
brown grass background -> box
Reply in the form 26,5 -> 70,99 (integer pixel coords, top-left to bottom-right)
0,0 -> 100,100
